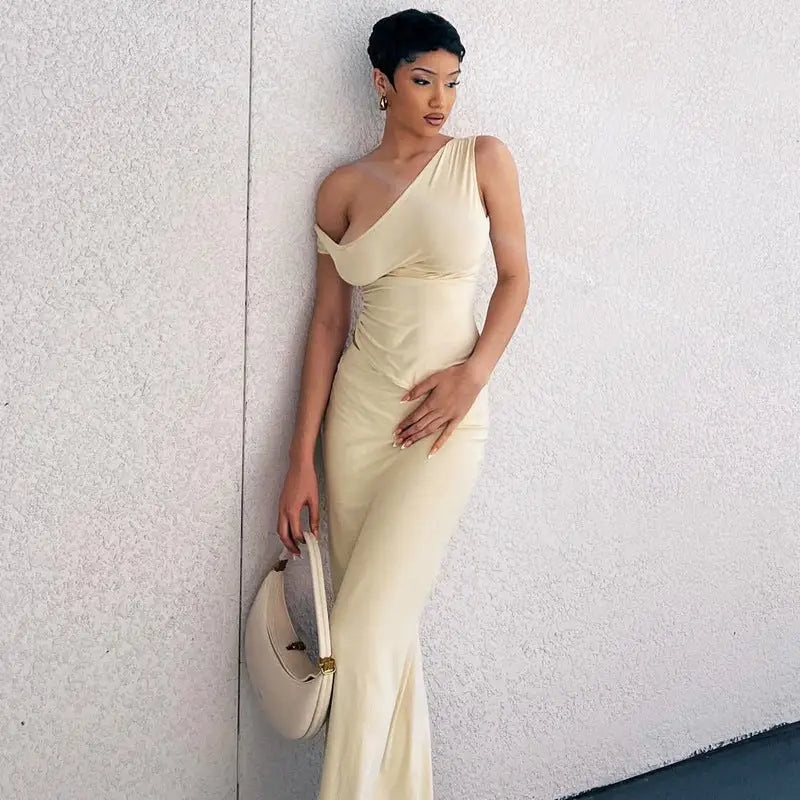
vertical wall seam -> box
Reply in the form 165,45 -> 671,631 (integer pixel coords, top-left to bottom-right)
236,0 -> 256,797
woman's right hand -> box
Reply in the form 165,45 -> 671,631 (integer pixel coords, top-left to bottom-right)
276,457 -> 320,557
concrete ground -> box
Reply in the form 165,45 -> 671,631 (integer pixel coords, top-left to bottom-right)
564,722 -> 800,800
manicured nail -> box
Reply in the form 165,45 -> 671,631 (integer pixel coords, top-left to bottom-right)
428,450 -> 437,459
400,442 -> 408,450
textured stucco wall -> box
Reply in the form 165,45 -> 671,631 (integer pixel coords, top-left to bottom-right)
241,3 -> 800,800
1,3 -> 250,799
2,2 -> 798,800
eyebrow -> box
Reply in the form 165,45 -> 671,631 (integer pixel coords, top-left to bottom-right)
410,67 -> 461,76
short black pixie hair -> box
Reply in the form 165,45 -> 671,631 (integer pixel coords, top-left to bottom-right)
367,9 -> 466,88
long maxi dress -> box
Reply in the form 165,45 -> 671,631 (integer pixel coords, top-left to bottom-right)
314,134 -> 491,800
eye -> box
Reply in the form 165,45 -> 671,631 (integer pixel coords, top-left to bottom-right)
413,79 -> 461,88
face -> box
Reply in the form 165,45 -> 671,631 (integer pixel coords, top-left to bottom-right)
374,49 -> 461,136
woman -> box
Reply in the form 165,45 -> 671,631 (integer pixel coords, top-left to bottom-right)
275,9 -> 529,799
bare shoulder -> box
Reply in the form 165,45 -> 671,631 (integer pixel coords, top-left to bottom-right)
316,163 -> 352,210
315,164 -> 355,241
474,134 -> 517,172
315,146 -> 383,239
474,134 -> 520,196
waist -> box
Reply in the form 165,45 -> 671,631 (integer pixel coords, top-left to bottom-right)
354,279 -> 480,388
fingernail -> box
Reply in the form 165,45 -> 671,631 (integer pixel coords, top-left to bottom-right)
428,450 -> 436,459
400,442 -> 408,450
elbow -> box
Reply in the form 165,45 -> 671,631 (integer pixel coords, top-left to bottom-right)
314,314 -> 350,345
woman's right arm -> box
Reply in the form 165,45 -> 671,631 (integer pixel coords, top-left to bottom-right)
276,169 -> 352,556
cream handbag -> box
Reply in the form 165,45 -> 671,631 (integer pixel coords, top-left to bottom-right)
244,529 -> 336,740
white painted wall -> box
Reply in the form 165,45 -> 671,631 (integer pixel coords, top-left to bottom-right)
2,2 -> 798,799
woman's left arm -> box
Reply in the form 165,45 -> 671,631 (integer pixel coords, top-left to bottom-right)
463,134 -> 530,386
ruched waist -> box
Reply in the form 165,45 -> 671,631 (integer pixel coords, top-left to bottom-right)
353,277 -> 480,389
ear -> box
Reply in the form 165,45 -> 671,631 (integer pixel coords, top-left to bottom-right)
372,68 -> 387,94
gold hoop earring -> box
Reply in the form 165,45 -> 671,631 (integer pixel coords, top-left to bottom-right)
379,94 -> 388,111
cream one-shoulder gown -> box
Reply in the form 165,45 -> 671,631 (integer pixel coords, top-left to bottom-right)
314,135 -> 491,800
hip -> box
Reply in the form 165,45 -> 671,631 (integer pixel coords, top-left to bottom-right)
323,343 -> 490,437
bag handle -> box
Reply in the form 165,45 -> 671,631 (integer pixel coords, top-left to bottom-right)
276,531 -> 334,667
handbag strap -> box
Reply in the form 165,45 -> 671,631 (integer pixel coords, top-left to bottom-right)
277,532 -> 333,660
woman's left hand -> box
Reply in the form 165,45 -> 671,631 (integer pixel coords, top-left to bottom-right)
393,361 -> 486,457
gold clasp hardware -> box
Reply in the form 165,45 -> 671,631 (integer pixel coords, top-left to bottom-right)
318,656 -> 336,674
286,640 -> 306,651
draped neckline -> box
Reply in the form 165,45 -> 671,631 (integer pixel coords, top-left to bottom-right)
315,136 -> 458,250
